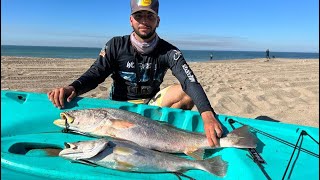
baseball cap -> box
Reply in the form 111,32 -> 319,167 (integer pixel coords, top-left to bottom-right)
130,0 -> 159,15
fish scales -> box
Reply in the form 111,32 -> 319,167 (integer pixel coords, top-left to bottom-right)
54,108 -> 257,159
59,138 -> 228,177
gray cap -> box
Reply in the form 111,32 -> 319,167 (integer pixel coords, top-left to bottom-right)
131,0 -> 159,15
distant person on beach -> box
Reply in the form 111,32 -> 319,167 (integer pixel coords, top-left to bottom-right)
210,53 -> 213,60
266,49 -> 270,60
47,0 -> 223,147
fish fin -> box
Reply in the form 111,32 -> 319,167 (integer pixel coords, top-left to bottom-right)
221,125 -> 258,148
184,148 -> 205,160
76,139 -> 109,159
159,122 -> 185,130
115,159 -> 135,171
196,155 -> 228,177
110,119 -> 136,129
66,129 -> 91,136
74,159 -> 98,167
110,137 -> 140,146
173,172 -> 195,180
156,120 -> 172,126
113,146 -> 137,156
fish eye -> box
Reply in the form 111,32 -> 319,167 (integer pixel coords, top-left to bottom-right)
64,142 -> 71,148
64,142 -> 78,149
61,113 -> 74,123
61,114 -> 67,120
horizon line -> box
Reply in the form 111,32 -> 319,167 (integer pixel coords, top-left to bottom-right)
1,44 -> 319,53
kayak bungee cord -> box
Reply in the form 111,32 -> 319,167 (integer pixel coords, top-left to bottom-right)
282,130 -> 318,180
228,119 -> 271,180
282,130 -> 304,180
227,118 -> 319,180
226,118 -> 319,158
173,172 -> 196,180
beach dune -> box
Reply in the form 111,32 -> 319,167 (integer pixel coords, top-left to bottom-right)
1,56 -> 319,127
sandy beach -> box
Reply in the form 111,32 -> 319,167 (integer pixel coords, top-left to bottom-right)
1,56 -> 319,127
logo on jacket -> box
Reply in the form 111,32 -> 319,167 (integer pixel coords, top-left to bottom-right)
173,50 -> 182,61
99,49 -> 106,57
127,61 -> 135,68
182,64 -> 196,82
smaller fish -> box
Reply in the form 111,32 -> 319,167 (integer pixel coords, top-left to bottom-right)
59,138 -> 228,177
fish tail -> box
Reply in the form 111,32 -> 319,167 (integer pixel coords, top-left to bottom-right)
220,125 -> 257,148
196,155 -> 228,177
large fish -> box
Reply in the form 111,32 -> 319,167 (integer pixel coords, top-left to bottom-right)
59,138 -> 228,177
54,108 -> 257,160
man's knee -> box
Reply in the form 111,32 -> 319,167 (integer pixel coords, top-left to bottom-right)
180,94 -> 194,110
154,84 -> 194,110
171,85 -> 194,110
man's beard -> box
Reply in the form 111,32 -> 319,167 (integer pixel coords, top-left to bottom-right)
133,26 -> 156,40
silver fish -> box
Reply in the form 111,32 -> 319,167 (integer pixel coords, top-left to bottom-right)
59,138 -> 228,177
54,108 -> 257,160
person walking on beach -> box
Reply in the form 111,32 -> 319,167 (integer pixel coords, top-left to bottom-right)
266,49 -> 270,60
47,0 -> 223,147
210,53 -> 213,60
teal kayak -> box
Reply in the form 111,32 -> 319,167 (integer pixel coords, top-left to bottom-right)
1,90 -> 319,180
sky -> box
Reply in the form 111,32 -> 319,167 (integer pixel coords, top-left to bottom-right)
1,0 -> 319,52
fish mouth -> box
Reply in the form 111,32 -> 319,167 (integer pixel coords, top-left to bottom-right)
59,142 -> 81,157
53,112 -> 74,127
64,142 -> 76,149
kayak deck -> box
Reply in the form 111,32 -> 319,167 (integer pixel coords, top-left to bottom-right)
1,90 -> 319,180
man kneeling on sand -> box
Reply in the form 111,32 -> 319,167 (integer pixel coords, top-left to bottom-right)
47,0 -> 223,148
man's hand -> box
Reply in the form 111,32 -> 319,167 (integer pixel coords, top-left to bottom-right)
201,111 -> 223,147
47,86 -> 76,108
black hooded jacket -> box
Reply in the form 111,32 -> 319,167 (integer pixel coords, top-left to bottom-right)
70,35 -> 214,114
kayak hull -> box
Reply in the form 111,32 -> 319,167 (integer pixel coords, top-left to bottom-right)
1,90 -> 319,180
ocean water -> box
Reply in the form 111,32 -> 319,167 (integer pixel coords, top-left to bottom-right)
1,45 -> 319,62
